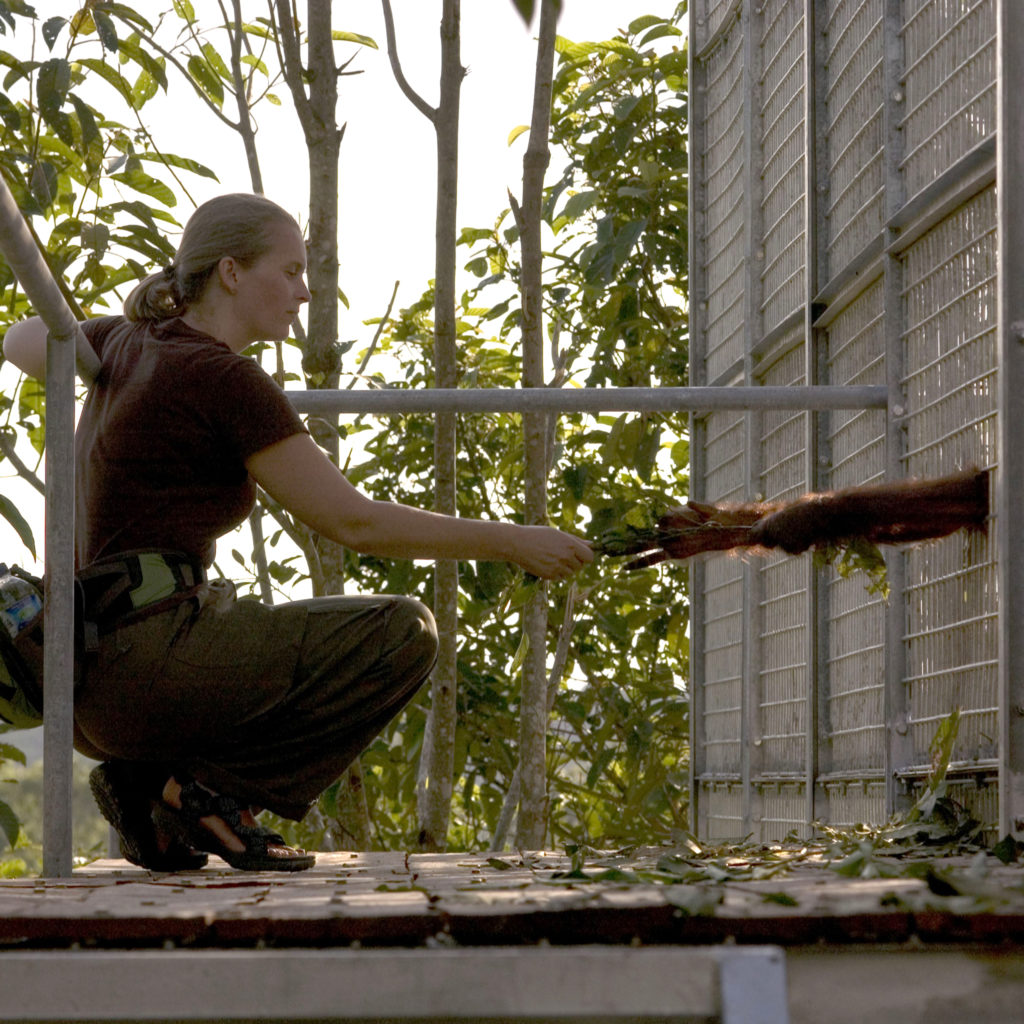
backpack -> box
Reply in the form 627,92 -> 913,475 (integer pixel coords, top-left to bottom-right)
0,564 -> 44,729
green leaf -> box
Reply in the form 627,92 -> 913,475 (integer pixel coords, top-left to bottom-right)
613,95 -> 641,122
97,3 -> 154,33
510,0 -> 534,23
173,0 -> 196,21
75,57 -> 134,104
110,166 -> 176,207
331,30 -> 378,49
0,92 -> 21,130
0,743 -> 26,765
240,54 -> 268,76
138,151 -> 218,180
42,16 -> 66,50
627,15 -> 665,34
94,10 -> 119,52
563,189 -> 599,220
201,42 -> 231,82
0,494 -> 36,557
509,630 -> 529,676
638,24 -> 683,46
187,54 -> 224,106
36,57 -> 71,119
458,226 -> 494,247
0,799 -> 19,850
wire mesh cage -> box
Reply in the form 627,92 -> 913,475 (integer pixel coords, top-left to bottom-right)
689,0 -> 1009,840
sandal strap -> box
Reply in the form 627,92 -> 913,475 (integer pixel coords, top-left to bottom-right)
233,822 -> 287,855
177,779 -> 245,830
176,780 -> 289,852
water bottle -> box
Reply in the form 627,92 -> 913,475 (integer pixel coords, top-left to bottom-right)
0,563 -> 43,640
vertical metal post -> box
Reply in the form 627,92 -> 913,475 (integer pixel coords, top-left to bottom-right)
804,0 -> 830,831
0,175 -> 96,879
882,0 -> 911,819
996,0 -> 1024,838
687,0 -> 706,837
740,0 -> 762,838
41,326 -> 76,878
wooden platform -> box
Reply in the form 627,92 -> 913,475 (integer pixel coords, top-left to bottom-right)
8,850 -> 1024,1022
4,847 -> 1024,950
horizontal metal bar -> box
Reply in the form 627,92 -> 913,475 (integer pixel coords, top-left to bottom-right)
286,385 -> 888,415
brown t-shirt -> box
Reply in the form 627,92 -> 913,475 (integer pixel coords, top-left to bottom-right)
75,316 -> 306,568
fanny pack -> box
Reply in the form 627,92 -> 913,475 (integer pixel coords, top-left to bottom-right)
0,551 -> 206,730
0,564 -> 44,729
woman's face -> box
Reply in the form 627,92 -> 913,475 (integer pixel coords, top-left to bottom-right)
233,221 -> 311,344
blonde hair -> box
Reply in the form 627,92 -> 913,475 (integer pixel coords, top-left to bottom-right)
124,193 -> 299,322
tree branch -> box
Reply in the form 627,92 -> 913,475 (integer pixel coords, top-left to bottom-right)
272,0 -> 316,135
380,0 -> 437,123
0,431 -> 44,495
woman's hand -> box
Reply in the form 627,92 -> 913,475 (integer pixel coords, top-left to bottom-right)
507,525 -> 594,581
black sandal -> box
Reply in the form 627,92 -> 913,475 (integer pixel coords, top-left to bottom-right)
151,779 -> 315,872
89,762 -> 208,872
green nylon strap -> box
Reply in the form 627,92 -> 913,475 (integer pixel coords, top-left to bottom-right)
129,553 -> 179,610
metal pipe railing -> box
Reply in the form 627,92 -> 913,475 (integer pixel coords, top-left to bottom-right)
0,174 -> 99,877
286,384 -> 888,416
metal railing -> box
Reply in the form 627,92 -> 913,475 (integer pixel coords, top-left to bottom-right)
0,178 -> 889,879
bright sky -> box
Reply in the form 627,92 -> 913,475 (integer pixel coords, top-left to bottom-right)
153,0 -> 664,335
0,0 -> 671,572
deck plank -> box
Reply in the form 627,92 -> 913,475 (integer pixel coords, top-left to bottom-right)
4,850 -> 1024,949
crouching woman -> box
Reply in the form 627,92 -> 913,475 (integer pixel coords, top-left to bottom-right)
3,193 -> 593,871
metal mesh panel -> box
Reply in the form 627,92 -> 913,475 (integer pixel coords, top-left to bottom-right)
824,780 -> 887,828
823,0 -> 885,274
759,782 -> 807,841
758,0 -> 806,331
901,0 -> 995,198
695,0 -> 741,54
700,780 -> 745,839
906,775 -> 998,835
700,412 -> 747,775
901,188 -> 998,765
758,343 -> 809,774
824,280 -> 888,773
701,17 -> 747,382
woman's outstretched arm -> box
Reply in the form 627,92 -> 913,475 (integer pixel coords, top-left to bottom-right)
246,432 -> 593,581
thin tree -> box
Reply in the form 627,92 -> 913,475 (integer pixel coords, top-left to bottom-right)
510,0 -> 560,848
381,0 -> 465,850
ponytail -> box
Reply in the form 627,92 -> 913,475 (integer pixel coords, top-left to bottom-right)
124,265 -> 185,322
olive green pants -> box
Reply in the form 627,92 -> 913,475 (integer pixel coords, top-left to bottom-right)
74,581 -> 438,819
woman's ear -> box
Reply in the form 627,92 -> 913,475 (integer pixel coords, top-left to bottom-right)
216,256 -> 240,294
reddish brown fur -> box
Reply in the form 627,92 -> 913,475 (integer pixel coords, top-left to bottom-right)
623,468 -> 988,568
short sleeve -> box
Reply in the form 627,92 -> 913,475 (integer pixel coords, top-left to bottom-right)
79,316 -> 122,359
206,356 -> 307,461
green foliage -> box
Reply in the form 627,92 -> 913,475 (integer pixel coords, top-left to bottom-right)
0,728 -> 26,853
310,8 -> 692,850
0,2 -> 221,562
0,747 -> 108,875
812,536 -> 890,600
0,3 -> 693,855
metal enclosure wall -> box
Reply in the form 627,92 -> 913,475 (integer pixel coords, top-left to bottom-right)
688,0 -> 1006,839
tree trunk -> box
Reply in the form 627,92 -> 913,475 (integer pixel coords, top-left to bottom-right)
417,0 -> 463,851
514,0 -> 559,850
274,0 -> 367,846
